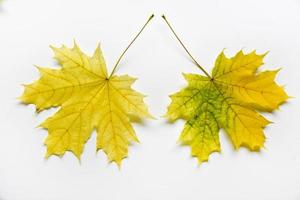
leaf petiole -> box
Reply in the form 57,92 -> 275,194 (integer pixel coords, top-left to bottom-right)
109,14 -> 155,78
161,15 -> 212,79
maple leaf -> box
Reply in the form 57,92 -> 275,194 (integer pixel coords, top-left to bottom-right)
163,15 -> 288,163
20,15 -> 154,165
20,43 -> 152,165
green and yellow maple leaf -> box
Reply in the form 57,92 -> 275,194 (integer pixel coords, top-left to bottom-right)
20,42 -> 152,165
166,50 -> 288,163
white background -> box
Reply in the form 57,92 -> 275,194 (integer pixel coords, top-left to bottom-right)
0,0 -> 300,199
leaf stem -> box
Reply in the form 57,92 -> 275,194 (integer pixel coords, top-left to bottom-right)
109,14 -> 155,78
161,15 -> 212,79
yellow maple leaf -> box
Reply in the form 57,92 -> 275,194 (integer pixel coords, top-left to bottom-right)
20,15 -> 154,165
163,15 -> 288,163
20,43 -> 152,165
